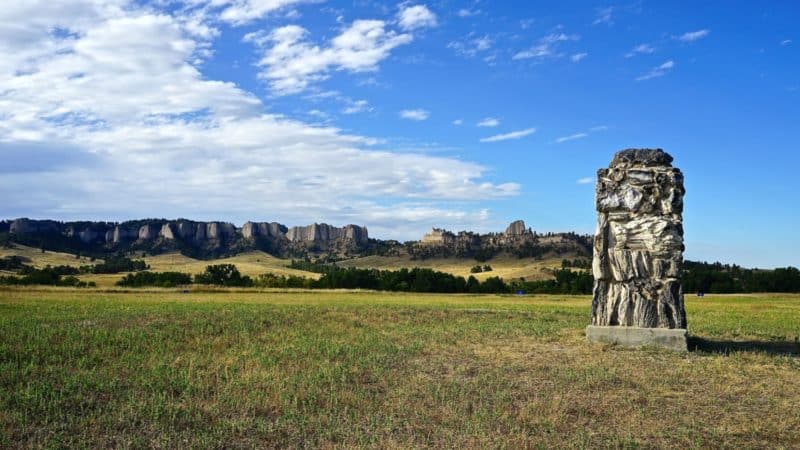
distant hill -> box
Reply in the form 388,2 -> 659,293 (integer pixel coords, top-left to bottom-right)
0,218 -> 593,262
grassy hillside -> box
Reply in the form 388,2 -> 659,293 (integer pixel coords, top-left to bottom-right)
335,254 -> 565,281
0,245 -> 320,287
0,289 -> 797,448
2,244 -> 571,287
0,243 -> 97,268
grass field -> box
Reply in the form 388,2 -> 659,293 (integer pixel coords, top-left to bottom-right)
1,289 -> 798,448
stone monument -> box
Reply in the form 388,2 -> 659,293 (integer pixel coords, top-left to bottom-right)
586,148 -> 688,351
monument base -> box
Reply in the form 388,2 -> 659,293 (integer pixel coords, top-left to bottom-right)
586,325 -> 688,352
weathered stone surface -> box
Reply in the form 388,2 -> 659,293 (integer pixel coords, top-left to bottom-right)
505,220 -> 528,236
586,325 -> 687,352
590,148 -> 686,331
286,223 -> 368,245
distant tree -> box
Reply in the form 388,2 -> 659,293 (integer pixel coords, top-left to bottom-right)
470,265 -> 483,274
195,264 -> 253,287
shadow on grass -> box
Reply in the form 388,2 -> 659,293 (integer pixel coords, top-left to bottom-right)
689,336 -> 800,356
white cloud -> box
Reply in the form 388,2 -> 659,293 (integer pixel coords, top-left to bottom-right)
625,43 -> 655,58
636,60 -> 675,81
571,52 -> 587,62
477,117 -> 499,127
480,128 -> 536,143
217,0 -> 322,25
513,32 -> 579,60
341,99 -> 371,114
677,29 -> 710,42
589,125 -> 608,132
576,177 -> 593,184
457,8 -> 480,18
397,4 -> 437,31
0,1 -> 518,236
448,34 -> 492,58
246,20 -> 412,95
593,7 -> 613,26
452,119 -> 463,126
781,39 -> 792,46
555,133 -> 588,143
399,109 -> 429,120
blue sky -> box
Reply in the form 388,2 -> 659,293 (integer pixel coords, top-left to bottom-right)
0,1 -> 798,268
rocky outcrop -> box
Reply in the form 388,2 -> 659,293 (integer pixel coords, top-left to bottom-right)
591,148 -> 686,329
242,221 -> 285,239
505,220 -> 528,236
286,223 -> 368,245
9,218 -> 59,235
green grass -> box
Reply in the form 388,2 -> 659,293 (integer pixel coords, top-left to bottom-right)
1,289 -> 799,448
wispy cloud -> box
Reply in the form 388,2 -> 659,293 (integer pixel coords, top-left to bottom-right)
577,177 -> 593,184
636,60 -> 675,81
477,117 -> 500,127
456,8 -> 480,18
480,128 -> 536,143
781,39 -> 792,46
513,32 -> 579,60
555,125 -> 608,144
625,43 -> 655,58
677,29 -> 710,42
400,109 -> 430,120
555,133 -> 588,143
452,119 -> 463,126
593,7 -> 614,26
571,52 -> 587,62
341,99 -> 371,114
448,34 -> 492,58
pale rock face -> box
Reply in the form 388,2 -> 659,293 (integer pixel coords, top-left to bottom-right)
112,226 -> 137,243
591,148 -> 686,329
160,224 -> 175,240
505,220 -> 528,236
286,223 -> 368,244
138,224 -> 158,240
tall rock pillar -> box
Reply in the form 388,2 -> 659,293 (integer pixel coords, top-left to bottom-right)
586,148 -> 688,351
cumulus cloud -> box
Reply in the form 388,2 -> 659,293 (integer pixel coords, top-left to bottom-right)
399,109 -> 429,120
246,19 -> 412,95
0,0 -> 518,237
397,4 -> 437,31
480,128 -> 536,143
636,60 -> 675,81
677,29 -> 710,42
477,117 -> 499,127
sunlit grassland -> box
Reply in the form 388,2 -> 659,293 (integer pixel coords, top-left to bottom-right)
335,254 -> 563,281
1,289 -> 798,448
